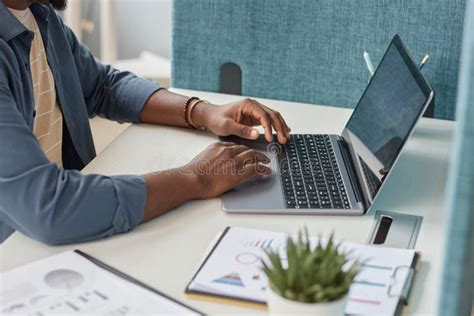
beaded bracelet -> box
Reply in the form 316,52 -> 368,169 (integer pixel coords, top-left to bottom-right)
183,97 -> 199,129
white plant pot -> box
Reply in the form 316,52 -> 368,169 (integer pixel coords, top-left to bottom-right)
267,287 -> 346,316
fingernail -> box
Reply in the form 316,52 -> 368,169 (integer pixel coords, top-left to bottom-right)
250,130 -> 259,139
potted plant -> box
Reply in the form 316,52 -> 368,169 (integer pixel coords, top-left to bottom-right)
262,229 -> 359,315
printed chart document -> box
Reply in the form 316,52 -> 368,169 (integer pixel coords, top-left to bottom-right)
186,227 -> 419,316
1,250 -> 201,315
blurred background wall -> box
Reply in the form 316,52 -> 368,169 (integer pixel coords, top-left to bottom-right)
78,0 -> 172,60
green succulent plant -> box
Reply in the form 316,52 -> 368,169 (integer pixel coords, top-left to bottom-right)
262,229 -> 360,303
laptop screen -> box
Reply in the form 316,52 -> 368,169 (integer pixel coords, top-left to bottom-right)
341,35 -> 433,203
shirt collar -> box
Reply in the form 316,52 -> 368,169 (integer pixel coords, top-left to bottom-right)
0,2 -> 50,41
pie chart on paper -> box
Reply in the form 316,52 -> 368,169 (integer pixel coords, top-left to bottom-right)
44,269 -> 84,290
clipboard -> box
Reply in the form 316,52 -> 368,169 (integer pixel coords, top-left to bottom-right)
74,250 -> 203,315
184,228 -> 266,309
388,252 -> 421,316
185,227 -> 421,315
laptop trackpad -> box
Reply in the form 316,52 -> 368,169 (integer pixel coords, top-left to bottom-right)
220,136 -> 285,211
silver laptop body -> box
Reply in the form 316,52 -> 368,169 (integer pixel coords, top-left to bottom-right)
221,35 -> 433,216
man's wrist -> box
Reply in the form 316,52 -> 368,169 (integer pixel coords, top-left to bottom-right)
184,168 -> 204,200
192,101 -> 217,129
141,168 -> 203,222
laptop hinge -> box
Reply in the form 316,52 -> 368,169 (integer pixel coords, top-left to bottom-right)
337,138 -> 368,210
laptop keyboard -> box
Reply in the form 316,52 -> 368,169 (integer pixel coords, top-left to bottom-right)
278,135 -> 350,209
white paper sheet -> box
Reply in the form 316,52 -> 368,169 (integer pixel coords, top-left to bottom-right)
188,227 -> 417,315
0,251 -> 200,315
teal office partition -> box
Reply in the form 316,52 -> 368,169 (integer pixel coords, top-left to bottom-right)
172,0 -> 466,120
438,0 -> 474,314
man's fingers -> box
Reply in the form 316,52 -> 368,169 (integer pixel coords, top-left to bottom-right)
247,106 -> 273,142
236,149 -> 271,165
257,111 -> 274,142
228,120 -> 260,140
246,99 -> 292,143
219,142 -> 236,147
264,109 -> 288,144
256,101 -> 290,142
276,111 -> 291,138
222,98 -> 291,144
229,144 -> 251,156
238,163 -> 272,180
239,99 -> 274,142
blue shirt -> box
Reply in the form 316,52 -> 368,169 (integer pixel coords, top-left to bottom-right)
0,3 -> 162,244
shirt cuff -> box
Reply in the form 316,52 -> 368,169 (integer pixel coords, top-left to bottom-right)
124,78 -> 164,123
110,175 -> 147,233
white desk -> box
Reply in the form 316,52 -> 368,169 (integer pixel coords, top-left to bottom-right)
0,89 -> 454,315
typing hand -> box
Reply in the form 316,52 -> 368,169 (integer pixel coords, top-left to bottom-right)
193,98 -> 292,144
184,142 -> 271,199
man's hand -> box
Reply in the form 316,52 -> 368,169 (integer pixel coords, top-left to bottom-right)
184,142 -> 272,199
140,90 -> 291,143
193,98 -> 292,144
142,142 -> 271,222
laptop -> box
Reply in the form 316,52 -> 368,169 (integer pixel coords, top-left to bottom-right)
220,35 -> 433,215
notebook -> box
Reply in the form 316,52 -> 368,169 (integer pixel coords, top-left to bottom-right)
1,250 -> 201,315
185,227 -> 419,315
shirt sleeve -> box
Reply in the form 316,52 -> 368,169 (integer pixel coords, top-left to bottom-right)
0,84 -> 146,245
59,18 -> 163,123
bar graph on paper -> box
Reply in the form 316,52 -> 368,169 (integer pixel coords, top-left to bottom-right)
242,239 -> 276,249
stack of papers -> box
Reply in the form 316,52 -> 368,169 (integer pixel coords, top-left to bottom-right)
1,251 -> 200,315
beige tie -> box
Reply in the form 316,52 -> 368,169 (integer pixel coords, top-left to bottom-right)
9,7 -> 64,167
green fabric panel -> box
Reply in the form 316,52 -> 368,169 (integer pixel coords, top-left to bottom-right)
172,0 -> 465,120
438,0 -> 474,314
